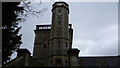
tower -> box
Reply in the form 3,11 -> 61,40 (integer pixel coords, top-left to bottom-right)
33,1 -> 79,67
49,2 -> 70,66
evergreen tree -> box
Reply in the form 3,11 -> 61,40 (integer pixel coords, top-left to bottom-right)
2,2 -> 23,64
2,1 -> 48,65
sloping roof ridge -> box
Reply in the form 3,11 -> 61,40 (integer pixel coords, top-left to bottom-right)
3,57 -> 25,67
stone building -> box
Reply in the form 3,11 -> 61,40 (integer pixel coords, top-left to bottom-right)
33,1 -> 80,67
2,1 -> 119,68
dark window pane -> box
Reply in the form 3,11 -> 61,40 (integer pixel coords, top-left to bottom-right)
65,42 -> 67,48
59,10 -> 61,13
58,21 -> 61,25
43,41 -> 47,49
58,41 -> 60,47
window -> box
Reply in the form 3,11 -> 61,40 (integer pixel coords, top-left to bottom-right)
58,21 -> 61,25
58,41 -> 60,47
51,43 -> 53,49
51,60 -> 52,65
59,10 -> 61,13
65,42 -> 67,49
43,43 -> 46,49
43,41 -> 47,49
65,60 -> 67,66
58,10 -> 62,15
58,15 -> 62,25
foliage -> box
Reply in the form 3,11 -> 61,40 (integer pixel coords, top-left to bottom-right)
2,0 -> 48,65
2,2 -> 23,64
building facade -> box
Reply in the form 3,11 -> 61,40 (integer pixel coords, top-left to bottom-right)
2,1 -> 119,68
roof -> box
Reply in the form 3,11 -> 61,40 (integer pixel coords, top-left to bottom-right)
79,56 -> 119,66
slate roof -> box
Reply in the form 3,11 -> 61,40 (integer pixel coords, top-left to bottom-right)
79,56 -> 119,66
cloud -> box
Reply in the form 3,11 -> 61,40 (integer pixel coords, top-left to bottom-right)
71,2 -> 118,56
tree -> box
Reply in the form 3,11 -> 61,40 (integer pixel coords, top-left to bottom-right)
2,2 -> 23,64
2,0 -> 48,65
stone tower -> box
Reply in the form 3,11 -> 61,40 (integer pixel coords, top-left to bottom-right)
33,1 -> 79,67
49,2 -> 70,67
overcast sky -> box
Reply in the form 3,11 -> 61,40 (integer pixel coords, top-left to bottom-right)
11,0 -> 119,59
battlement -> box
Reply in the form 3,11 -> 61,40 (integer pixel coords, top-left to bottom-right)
36,25 -> 51,30
52,1 -> 69,14
36,24 -> 72,30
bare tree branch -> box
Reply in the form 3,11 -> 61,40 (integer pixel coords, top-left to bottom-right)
20,0 -> 48,17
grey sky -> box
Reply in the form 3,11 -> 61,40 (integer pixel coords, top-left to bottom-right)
69,2 -> 118,56
11,1 -> 118,58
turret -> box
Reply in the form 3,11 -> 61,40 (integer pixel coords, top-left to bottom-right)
49,1 -> 70,67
